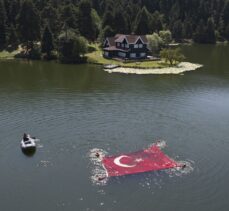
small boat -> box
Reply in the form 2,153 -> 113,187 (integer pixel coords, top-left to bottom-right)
21,134 -> 36,155
103,64 -> 120,69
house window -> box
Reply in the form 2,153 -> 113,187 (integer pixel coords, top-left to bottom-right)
117,43 -> 120,47
125,44 -> 129,48
140,53 -> 146,57
134,44 -> 138,48
121,44 -> 125,48
139,44 -> 143,48
130,53 -> 136,58
104,52 -> 110,57
118,52 -> 126,58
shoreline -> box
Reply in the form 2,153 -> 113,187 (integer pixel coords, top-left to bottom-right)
104,62 -> 203,75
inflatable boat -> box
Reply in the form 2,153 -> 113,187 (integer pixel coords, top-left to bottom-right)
21,134 -> 36,154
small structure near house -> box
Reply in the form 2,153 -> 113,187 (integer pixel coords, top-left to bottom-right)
103,34 -> 149,60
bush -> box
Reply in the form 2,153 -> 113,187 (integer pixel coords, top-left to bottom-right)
29,46 -> 41,60
58,31 -> 88,64
15,44 -> 41,60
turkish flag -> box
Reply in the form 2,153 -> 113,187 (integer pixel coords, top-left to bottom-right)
102,145 -> 178,177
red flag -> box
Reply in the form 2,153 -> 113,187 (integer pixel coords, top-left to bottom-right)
102,145 -> 178,177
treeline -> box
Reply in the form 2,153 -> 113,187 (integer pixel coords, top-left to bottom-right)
0,0 -> 229,57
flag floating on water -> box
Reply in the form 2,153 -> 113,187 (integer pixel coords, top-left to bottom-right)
102,145 -> 178,177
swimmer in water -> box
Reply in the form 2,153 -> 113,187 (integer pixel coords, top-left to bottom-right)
96,175 -> 106,181
95,152 -> 100,158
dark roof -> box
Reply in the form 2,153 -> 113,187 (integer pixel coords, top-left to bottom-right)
106,37 -> 115,46
114,34 -> 148,44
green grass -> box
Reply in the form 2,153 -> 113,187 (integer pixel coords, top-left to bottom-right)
86,43 -> 170,69
0,50 -> 19,59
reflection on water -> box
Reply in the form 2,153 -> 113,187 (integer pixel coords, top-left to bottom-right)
0,45 -> 229,211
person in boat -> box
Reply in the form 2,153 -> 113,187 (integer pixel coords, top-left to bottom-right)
23,133 -> 29,141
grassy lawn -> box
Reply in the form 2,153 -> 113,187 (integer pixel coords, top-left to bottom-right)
0,50 -> 19,59
86,44 -> 170,69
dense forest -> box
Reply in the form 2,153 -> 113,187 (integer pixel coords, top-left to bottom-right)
0,0 -> 229,59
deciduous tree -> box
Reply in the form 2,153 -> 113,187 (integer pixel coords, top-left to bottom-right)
160,48 -> 185,66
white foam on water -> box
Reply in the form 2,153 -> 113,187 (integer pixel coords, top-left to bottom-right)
104,62 -> 203,75
34,139 -> 43,148
37,160 -> 53,168
34,139 -> 40,142
89,148 -> 108,186
153,140 -> 167,149
166,159 -> 194,177
37,143 -> 43,148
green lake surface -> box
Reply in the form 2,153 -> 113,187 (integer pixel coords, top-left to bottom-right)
0,44 -> 229,211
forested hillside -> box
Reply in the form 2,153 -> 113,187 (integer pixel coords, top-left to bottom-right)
0,0 -> 229,50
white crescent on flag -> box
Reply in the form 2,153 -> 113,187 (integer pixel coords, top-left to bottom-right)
114,155 -> 136,168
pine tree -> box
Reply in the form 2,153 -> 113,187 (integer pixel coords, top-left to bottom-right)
183,20 -> 193,39
206,17 -> 216,43
99,25 -> 114,42
113,9 -> 128,34
61,3 -> 78,30
78,0 -> 96,41
102,10 -> 114,29
151,11 -> 163,33
8,24 -> 18,49
9,0 -> 20,26
0,0 -> 7,50
41,5 -> 61,40
41,26 -> 54,59
134,7 -> 150,34
223,2 -> 229,23
17,0 -> 40,50
225,23 -> 229,40
194,19 -> 206,43
172,20 -> 184,42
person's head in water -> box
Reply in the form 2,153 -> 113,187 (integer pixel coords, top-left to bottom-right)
95,152 -> 100,158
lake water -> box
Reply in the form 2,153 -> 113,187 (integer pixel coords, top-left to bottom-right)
0,44 -> 229,211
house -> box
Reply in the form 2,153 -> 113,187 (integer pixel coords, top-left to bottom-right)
103,34 -> 149,60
